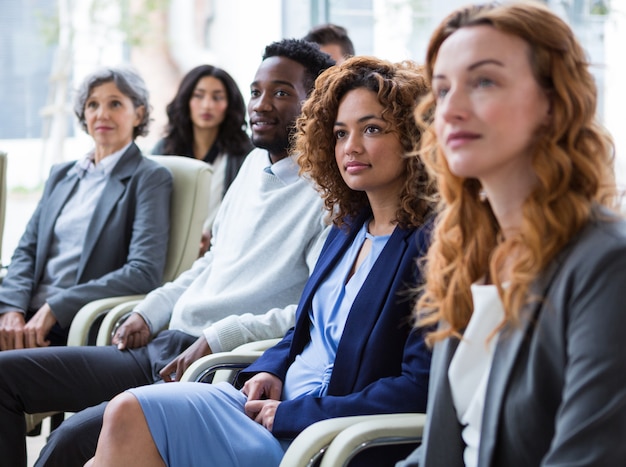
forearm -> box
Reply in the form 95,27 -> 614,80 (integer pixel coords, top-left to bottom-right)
203,304 -> 296,353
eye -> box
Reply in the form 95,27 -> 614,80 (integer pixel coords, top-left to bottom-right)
213,94 -> 226,102
250,89 -> 260,98
86,101 -> 98,109
364,125 -> 381,135
110,100 -> 122,108
475,77 -> 495,88
275,90 -> 289,97
192,91 -> 203,99
433,87 -> 449,101
334,129 -> 347,140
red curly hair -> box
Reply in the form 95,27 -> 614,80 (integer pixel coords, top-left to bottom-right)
414,1 -> 618,344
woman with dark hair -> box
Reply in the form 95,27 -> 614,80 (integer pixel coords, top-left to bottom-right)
153,65 -> 254,254
86,56 -> 435,467
399,2 -> 626,466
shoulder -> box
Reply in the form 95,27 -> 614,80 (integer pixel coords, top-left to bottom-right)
544,208 -> 626,310
151,139 -> 166,155
118,148 -> 173,186
48,160 -> 77,177
560,208 -> 626,270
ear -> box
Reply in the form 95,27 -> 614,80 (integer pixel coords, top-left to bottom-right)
134,105 -> 145,127
541,90 -> 552,126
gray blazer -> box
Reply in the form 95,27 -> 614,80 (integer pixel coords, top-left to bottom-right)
400,208 -> 626,466
0,143 -> 172,329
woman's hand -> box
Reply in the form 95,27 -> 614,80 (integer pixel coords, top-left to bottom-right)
112,312 -> 151,350
243,373 -> 283,431
23,303 -> 57,348
0,311 -> 26,350
242,372 -> 283,401
244,399 -> 281,431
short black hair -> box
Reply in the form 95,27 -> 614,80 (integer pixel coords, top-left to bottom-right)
303,23 -> 355,57
263,38 -> 335,94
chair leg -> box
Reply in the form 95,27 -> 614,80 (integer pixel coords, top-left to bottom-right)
26,422 -> 42,437
25,412 -> 65,437
50,412 -> 65,431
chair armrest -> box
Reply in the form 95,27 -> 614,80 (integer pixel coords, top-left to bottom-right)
319,413 -> 426,467
280,416 -> 383,467
67,295 -> 145,346
94,298 -> 145,346
179,352 -> 262,383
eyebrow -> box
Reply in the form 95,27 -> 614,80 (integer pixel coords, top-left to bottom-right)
334,114 -> 383,126
433,58 -> 505,80
250,79 -> 297,89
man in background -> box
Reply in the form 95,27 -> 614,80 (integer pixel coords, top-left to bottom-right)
304,23 -> 355,64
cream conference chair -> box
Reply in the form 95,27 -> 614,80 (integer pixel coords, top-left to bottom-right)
25,155 -> 212,434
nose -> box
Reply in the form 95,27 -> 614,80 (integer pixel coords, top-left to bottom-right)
438,87 -> 469,122
343,132 -> 363,155
94,105 -> 109,120
251,92 -> 272,113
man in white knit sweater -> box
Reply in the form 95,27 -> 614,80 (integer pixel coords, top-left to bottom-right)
0,39 -> 335,467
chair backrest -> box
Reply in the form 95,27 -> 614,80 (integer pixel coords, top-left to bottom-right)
149,155 -> 212,282
0,152 -> 7,264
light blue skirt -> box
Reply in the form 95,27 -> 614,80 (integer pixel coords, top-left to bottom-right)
128,381 -> 286,467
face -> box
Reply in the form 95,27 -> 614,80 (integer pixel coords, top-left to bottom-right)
84,81 -> 144,156
189,76 -> 228,132
432,25 -> 550,191
248,56 -> 309,162
334,88 -> 406,200
320,44 -> 345,64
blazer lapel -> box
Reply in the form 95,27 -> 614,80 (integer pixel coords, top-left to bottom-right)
478,257 -> 565,466
35,173 -> 80,280
77,144 -> 140,280
290,221 -> 363,351
330,225 -> 412,393
422,335 -> 466,466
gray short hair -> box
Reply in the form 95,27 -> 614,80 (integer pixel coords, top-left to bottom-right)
73,66 -> 151,138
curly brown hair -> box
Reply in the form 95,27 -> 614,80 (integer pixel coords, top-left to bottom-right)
414,2 -> 619,345
295,56 -> 435,228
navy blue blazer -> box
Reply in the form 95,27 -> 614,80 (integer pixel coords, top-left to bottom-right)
241,214 -> 433,439
0,143 -> 172,329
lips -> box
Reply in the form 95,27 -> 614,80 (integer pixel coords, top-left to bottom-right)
250,119 -> 278,132
344,160 -> 370,174
446,130 -> 481,149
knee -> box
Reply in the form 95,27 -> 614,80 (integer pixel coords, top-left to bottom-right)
102,392 -> 143,432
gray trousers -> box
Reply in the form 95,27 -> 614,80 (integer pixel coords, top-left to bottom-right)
0,330 -> 196,467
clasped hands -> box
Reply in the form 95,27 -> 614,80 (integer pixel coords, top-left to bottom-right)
0,303 -> 57,350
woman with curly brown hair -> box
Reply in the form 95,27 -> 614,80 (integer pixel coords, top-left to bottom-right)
399,2 -> 626,466
86,56 -> 435,467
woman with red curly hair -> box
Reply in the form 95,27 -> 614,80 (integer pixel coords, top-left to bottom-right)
400,2 -> 626,466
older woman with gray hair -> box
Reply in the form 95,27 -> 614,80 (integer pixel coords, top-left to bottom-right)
0,66 -> 172,350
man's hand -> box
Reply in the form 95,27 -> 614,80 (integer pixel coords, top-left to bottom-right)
112,313 -> 151,350
244,399 -> 281,431
159,336 -> 212,382
23,303 -> 57,348
198,230 -> 212,257
0,311 -> 26,350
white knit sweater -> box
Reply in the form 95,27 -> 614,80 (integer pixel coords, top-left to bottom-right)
134,148 -> 328,352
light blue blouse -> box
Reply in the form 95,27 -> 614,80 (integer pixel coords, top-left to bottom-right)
282,220 -> 391,400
